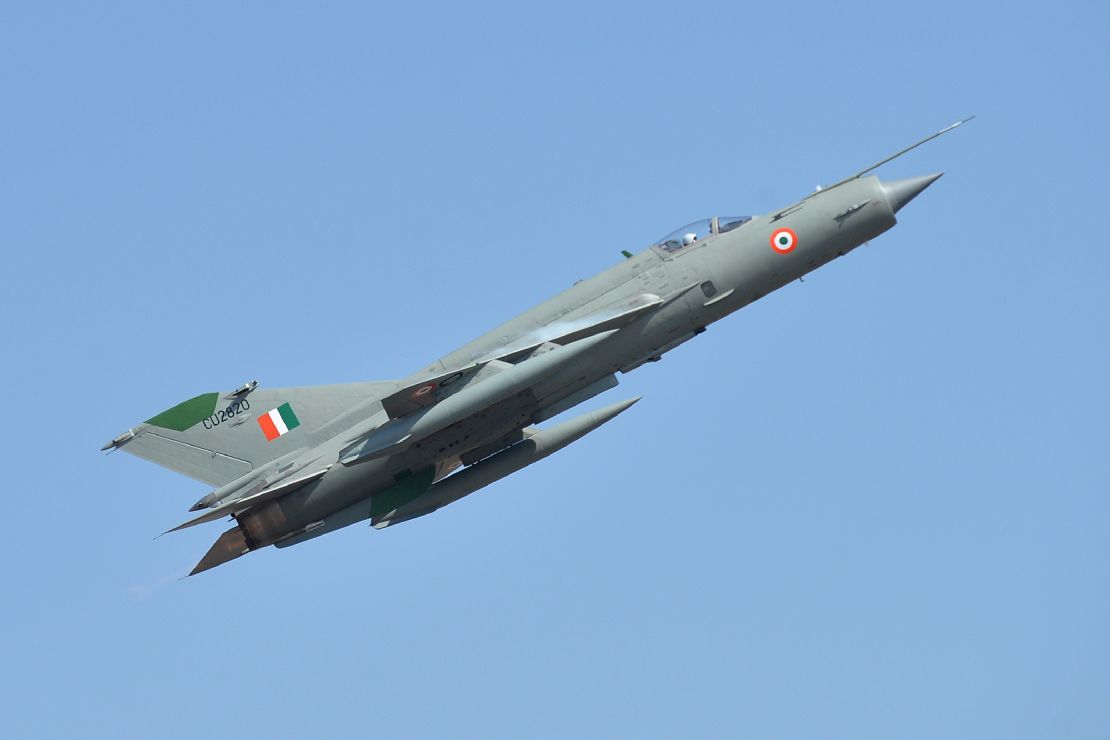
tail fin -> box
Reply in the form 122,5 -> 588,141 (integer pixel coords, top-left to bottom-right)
104,380 -> 397,487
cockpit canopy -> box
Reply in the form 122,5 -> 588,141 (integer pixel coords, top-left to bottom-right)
652,216 -> 752,253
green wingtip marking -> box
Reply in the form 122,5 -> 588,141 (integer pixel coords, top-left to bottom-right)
145,392 -> 219,431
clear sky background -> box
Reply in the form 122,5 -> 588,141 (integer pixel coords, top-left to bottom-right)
2,2 -> 1108,738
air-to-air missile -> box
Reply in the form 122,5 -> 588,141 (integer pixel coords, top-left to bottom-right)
104,119 -> 970,574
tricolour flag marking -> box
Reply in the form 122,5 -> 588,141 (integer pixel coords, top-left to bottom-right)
258,402 -> 300,441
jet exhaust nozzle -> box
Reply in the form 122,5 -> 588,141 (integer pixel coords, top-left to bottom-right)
881,173 -> 943,214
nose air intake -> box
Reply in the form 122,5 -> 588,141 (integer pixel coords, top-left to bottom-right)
882,173 -> 943,213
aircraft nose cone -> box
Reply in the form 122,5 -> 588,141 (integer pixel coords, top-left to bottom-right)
882,173 -> 943,213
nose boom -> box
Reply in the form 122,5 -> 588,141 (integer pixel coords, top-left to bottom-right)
881,173 -> 943,213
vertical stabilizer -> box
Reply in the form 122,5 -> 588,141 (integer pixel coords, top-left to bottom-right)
104,380 -> 398,487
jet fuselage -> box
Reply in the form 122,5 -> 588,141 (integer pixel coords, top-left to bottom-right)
240,173 -> 933,550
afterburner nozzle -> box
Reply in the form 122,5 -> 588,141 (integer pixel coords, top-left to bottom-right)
881,173 -> 943,213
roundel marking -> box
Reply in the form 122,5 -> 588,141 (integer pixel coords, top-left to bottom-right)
412,383 -> 437,399
770,227 -> 798,254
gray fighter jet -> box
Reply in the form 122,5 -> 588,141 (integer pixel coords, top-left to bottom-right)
104,120 -> 970,574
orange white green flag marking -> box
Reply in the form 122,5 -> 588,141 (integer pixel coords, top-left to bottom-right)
258,403 -> 300,441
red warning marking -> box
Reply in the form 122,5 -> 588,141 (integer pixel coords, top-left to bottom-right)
770,227 -> 798,254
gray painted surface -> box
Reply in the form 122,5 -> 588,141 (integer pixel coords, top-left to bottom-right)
105,123 -> 961,574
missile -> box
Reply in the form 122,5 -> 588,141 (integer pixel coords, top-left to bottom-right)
187,452 -> 321,511
166,465 -> 331,534
340,330 -> 619,464
371,395 -> 642,529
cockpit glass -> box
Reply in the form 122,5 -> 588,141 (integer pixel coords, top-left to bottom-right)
651,216 -> 752,253
653,219 -> 712,253
718,215 -> 752,233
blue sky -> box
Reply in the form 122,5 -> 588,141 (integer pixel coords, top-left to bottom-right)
2,2 -> 1108,738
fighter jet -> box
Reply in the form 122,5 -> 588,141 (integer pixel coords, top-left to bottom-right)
104,119 -> 970,574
